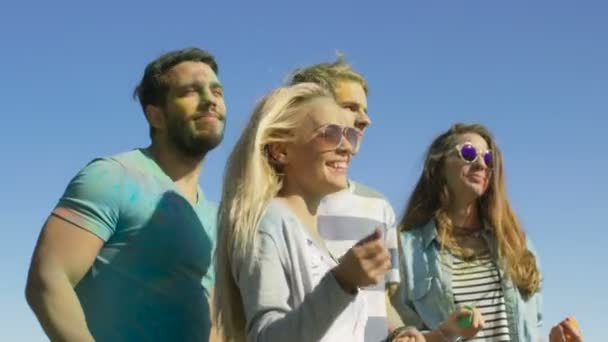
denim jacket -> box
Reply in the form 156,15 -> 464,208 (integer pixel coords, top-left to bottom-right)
392,219 -> 542,342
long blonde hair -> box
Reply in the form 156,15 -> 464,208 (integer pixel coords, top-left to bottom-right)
399,123 -> 541,297
214,83 -> 333,341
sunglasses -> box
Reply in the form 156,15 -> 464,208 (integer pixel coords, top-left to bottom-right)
313,124 -> 362,153
455,143 -> 493,167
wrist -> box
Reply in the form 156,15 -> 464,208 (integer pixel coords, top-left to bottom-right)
388,326 -> 409,341
437,322 -> 459,341
331,267 -> 357,294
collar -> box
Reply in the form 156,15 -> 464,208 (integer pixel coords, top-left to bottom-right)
346,179 -> 356,194
421,219 -> 439,249
420,218 -> 493,249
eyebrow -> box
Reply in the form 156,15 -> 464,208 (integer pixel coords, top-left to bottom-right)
209,81 -> 223,90
176,80 -> 223,90
341,101 -> 368,114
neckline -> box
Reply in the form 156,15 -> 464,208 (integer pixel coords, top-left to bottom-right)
272,199 -> 340,264
138,147 -> 203,206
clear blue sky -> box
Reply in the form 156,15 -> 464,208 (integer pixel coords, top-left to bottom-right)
1,0 -> 606,340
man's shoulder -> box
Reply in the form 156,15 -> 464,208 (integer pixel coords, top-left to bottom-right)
78,149 -> 144,175
104,149 -> 149,170
323,180 -> 392,208
348,180 -> 389,200
319,180 -> 395,223
196,198 -> 219,224
62,148 -> 159,208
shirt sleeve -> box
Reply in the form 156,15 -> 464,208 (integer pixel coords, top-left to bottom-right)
52,158 -> 126,241
385,202 -> 401,285
527,238 -> 543,327
236,228 -> 356,342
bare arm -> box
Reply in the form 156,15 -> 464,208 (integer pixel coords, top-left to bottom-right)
25,215 -> 104,342
386,286 -> 405,331
208,287 -> 223,342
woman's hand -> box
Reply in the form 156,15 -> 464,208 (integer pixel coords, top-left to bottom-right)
440,306 -> 485,339
549,317 -> 582,342
332,228 -> 390,293
390,326 -> 425,342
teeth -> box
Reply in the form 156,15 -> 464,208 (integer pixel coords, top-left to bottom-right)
328,161 -> 347,169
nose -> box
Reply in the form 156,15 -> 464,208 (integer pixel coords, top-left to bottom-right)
472,155 -> 489,170
355,112 -> 371,132
199,87 -> 218,107
336,135 -> 355,155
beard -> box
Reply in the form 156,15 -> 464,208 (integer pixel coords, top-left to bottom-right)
165,113 -> 225,158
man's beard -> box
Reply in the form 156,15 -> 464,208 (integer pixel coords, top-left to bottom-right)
166,114 -> 225,158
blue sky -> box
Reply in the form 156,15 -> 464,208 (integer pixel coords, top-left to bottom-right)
1,0 -> 606,340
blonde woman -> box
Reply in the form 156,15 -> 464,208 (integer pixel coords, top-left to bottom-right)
392,123 -> 581,342
214,83 -> 396,342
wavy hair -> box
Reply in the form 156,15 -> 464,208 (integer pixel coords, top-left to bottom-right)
399,123 -> 540,297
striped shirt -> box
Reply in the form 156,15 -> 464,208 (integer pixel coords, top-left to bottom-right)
317,180 -> 399,342
442,252 -> 511,342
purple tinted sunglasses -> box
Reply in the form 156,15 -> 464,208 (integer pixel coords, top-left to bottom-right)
455,142 -> 493,167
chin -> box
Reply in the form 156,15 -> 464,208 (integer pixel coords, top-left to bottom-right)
459,186 -> 482,200
323,179 -> 347,194
471,188 -> 487,198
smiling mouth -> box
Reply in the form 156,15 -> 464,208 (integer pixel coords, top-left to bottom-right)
468,174 -> 485,183
194,112 -> 222,122
326,161 -> 348,172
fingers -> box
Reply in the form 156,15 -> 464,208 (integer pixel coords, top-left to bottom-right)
473,308 -> 485,330
456,306 -> 474,321
337,229 -> 391,289
561,319 -> 582,341
394,337 -> 415,342
357,252 -> 389,284
353,229 -> 390,272
355,229 -> 386,258
355,227 -> 382,246
392,328 -> 422,342
452,307 -> 471,330
549,324 -> 566,342
356,241 -> 386,259
371,248 -> 391,269
352,242 -> 389,264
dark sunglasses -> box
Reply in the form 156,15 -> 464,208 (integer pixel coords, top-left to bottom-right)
455,143 -> 493,167
313,124 -> 362,153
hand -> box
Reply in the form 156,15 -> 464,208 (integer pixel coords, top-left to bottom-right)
440,306 -> 485,339
549,317 -> 582,342
391,326 -> 425,342
332,228 -> 391,293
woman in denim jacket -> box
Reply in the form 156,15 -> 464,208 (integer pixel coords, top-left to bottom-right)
391,123 -> 581,342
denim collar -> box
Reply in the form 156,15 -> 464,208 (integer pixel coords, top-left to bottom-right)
420,218 -> 492,249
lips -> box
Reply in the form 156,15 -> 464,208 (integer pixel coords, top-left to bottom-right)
467,173 -> 485,183
326,160 -> 349,172
193,112 -> 222,122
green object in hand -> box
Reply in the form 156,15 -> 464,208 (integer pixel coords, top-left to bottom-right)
457,305 -> 474,328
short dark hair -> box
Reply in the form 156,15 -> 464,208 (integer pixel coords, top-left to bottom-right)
133,47 -> 219,111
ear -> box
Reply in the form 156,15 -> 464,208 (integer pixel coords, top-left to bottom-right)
144,104 -> 165,131
267,142 -> 289,165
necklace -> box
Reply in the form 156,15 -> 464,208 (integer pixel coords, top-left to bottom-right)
452,226 -> 484,239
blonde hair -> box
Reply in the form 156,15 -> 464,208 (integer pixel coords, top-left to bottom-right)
399,123 -> 541,297
287,54 -> 368,97
214,83 -> 333,341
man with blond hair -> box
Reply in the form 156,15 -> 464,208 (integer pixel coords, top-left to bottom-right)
288,57 -> 423,342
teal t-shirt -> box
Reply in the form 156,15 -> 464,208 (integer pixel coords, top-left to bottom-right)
52,148 -> 217,342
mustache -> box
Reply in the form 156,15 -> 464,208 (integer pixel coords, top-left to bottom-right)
192,108 -> 225,122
